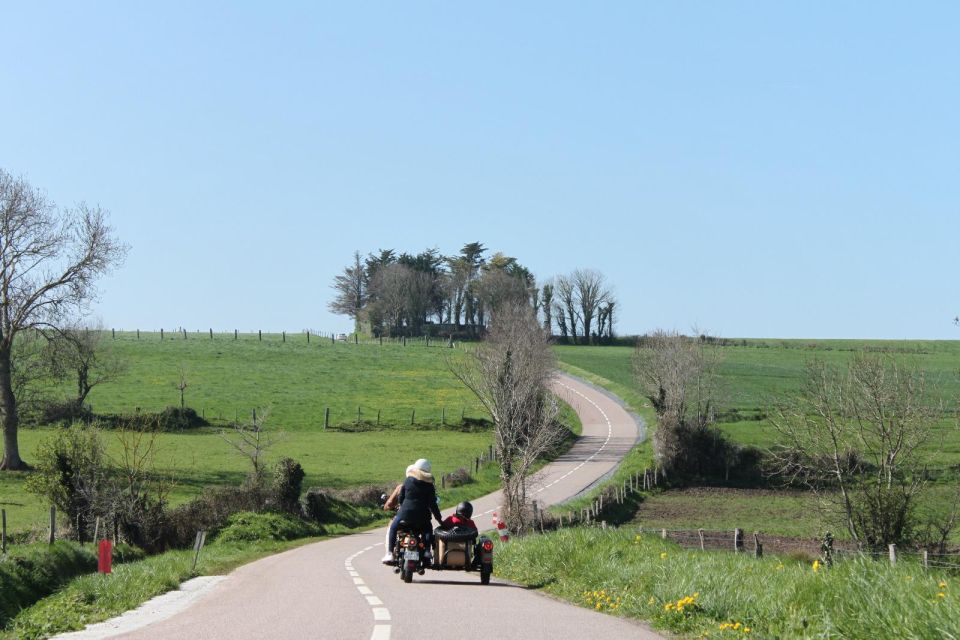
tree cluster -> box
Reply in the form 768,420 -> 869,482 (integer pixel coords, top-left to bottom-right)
329,243 -> 537,337
329,244 -> 618,343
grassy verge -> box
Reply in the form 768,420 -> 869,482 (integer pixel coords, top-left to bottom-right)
495,527 -> 960,639
0,535 -> 323,640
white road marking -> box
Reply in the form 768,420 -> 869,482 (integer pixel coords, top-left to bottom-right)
357,586 -> 373,595
353,577 -> 365,585
373,608 -> 391,621
371,624 -> 392,640
349,571 -> 359,577
365,595 -> 383,606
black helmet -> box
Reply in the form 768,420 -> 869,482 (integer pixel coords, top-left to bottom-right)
455,501 -> 473,519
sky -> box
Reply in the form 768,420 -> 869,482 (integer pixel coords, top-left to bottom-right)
1,2 -> 957,339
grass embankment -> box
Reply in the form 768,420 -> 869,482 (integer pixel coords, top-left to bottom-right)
1,533 -> 321,640
554,341 -> 960,537
496,527 -> 960,640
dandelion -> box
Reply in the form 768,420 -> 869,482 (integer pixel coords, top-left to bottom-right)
648,596 -> 656,605
812,560 -> 821,573
939,581 -> 948,589
937,592 -> 946,599
660,552 -> 668,559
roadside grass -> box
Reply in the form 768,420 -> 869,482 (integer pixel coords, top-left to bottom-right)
0,535 -> 326,640
495,527 -> 960,640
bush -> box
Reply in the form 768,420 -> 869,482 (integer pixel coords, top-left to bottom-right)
215,512 -> 318,544
301,487 -> 386,530
162,484 -> 271,549
273,458 -> 305,514
40,399 -> 92,425
24,425 -> 109,543
445,468 -> 473,487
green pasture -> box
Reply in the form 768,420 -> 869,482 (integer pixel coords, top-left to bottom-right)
72,332 -> 487,430
554,340 -> 960,537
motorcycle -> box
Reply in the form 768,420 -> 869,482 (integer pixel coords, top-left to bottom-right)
392,520 -> 494,585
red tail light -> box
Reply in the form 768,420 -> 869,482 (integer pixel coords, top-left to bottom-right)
482,540 -> 493,552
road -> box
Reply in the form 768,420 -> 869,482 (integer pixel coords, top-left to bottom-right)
77,374 -> 664,640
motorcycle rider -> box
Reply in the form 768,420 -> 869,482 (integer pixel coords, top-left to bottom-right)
381,473 -> 406,563
385,458 -> 443,563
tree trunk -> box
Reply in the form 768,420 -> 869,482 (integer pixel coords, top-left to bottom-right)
0,343 -> 27,470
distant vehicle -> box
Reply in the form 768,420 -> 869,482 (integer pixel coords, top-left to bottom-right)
337,333 -> 348,341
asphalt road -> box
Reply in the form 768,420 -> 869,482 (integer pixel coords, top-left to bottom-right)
97,374 -> 664,640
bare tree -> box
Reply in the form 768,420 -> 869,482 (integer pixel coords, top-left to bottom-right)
554,275 -> 579,344
450,304 -> 565,535
0,170 -> 127,470
572,269 -> 612,344
768,354 -> 944,549
540,282 -> 554,334
328,251 -> 367,333
634,331 -> 726,477
219,408 -> 279,486
45,322 -> 127,408
176,367 -> 188,410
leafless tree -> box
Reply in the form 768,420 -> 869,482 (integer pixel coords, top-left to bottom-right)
572,269 -> 612,344
176,366 -> 188,410
45,322 -> 127,407
553,275 -> 579,343
328,251 -> 367,333
768,354 -> 944,549
450,304 -> 565,535
634,330 -> 725,477
219,408 -> 280,486
0,169 -> 127,470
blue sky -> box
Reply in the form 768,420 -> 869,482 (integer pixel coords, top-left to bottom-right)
1,2 -> 957,338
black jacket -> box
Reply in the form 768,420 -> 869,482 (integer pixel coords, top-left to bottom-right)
397,475 -> 442,532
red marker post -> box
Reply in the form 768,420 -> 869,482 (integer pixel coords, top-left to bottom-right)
98,539 -> 113,574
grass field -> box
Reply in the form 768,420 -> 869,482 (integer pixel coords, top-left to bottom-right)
496,527 -> 960,640
554,340 -> 960,538
0,334 -> 578,534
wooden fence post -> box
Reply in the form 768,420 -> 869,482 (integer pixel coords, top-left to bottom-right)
192,530 -> 207,572
182,328 -> 187,339
441,407 -> 445,426
377,409 -> 381,426
698,528 -> 705,551
923,549 -> 929,569
136,329 -> 140,340
235,329 -> 238,340
324,407 -> 329,430
734,528 -> 744,553
259,330 -> 262,341
307,331 -> 310,343
888,544 -> 897,565
282,331 -> 286,343
356,406 -> 361,425
661,528 -> 667,540
112,328 -> 115,339
49,506 -> 56,544
93,517 -> 100,544
753,532 -> 763,558
209,328 -> 213,339
160,328 -> 164,340
1,508 -> 6,554
411,409 -> 415,425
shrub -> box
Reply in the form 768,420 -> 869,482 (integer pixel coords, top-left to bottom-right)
24,425 -> 109,543
215,512 -> 318,544
162,484 -> 271,549
273,458 -> 305,514
40,399 -> 93,425
445,468 -> 473,487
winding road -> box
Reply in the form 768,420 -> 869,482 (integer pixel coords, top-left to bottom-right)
61,374 -> 663,640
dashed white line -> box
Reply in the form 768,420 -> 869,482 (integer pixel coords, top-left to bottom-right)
365,595 -> 383,606
353,577 -> 365,585
357,586 -> 373,595
373,608 -> 391,621
344,540 -> 392,640
371,625 -> 391,640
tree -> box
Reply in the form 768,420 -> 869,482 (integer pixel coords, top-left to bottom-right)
540,283 -> 554,334
220,408 -> 279,487
450,304 -> 565,535
0,170 -> 126,470
45,322 -> 127,408
768,354 -> 944,549
554,275 -> 579,343
328,251 -> 367,333
634,330 -> 727,478
572,269 -> 612,344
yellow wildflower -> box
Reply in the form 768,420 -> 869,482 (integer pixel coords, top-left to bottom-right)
812,560 -> 821,573
660,552 -> 668,559
939,581 -> 948,589
648,596 -> 655,605
937,592 -> 946,599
